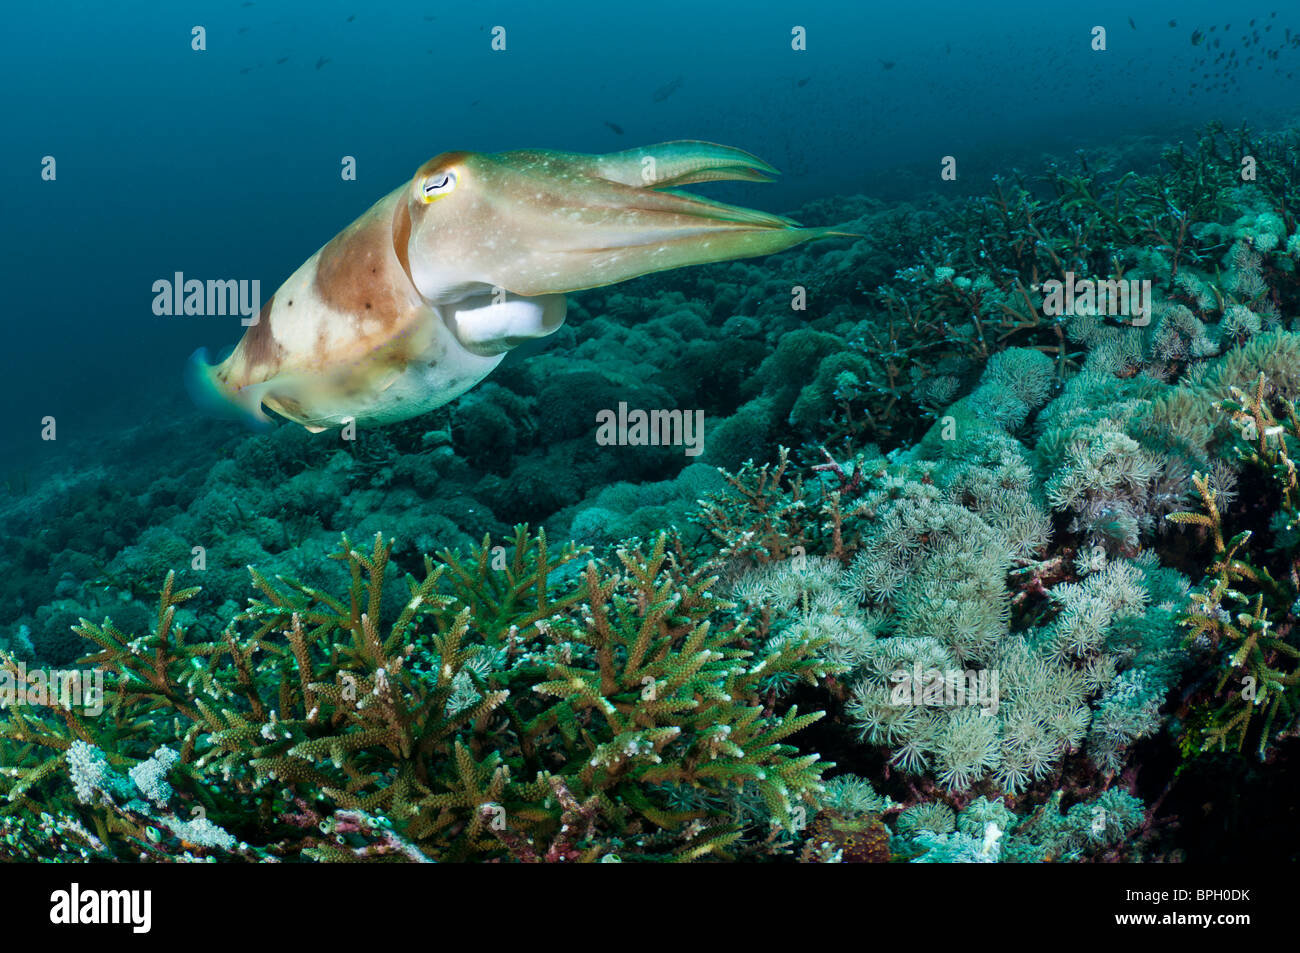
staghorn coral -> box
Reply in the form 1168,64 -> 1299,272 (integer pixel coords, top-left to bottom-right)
0,529 -> 833,862
1169,377 -> 1300,761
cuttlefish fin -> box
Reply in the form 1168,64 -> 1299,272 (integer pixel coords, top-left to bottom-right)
185,347 -> 275,430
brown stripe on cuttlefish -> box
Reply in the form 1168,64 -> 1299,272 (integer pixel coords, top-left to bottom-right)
392,198 -> 414,288
313,208 -> 422,356
217,295 -> 283,384
414,151 -> 472,180
308,310 -> 437,382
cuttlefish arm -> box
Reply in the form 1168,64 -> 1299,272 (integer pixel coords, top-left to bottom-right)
510,140 -> 782,188
189,140 -> 856,431
401,141 -> 850,299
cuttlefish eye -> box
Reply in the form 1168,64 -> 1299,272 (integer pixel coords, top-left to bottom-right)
419,170 -> 458,202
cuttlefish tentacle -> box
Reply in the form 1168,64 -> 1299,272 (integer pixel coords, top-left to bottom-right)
511,140 -> 780,188
189,140 -> 856,432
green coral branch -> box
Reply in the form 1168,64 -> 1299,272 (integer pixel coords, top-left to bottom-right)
1171,376 -> 1300,760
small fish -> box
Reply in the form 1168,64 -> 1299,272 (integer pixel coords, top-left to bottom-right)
276,56 -> 289,64
347,14 -> 355,22
652,76 -> 682,102
1191,29 -> 1204,45
238,26 -> 249,34
797,76 -> 810,87
240,67 -> 250,74
1169,19 -> 1177,27
881,60 -> 895,69
1128,16 -> 1136,30
315,56 -> 330,70
241,1 -> 253,6
603,120 -> 624,135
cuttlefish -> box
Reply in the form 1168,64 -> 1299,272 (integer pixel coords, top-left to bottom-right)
187,141 -> 849,432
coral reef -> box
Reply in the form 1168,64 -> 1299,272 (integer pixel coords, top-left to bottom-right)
7,120 -> 1300,861
1,530 -> 831,861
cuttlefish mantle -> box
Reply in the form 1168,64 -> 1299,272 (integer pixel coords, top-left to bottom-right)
187,141 -> 855,432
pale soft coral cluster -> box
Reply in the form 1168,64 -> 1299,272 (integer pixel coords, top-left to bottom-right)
723,346 -> 1199,799
818,775 -> 1146,862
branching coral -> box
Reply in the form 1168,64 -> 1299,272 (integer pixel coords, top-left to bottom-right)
1170,377 -> 1300,760
0,530 -> 833,861
12,121 -> 1300,864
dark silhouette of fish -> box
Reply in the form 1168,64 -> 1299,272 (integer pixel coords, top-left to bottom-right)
315,56 -> 330,70
603,120 -> 624,135
347,14 -> 355,22
881,60 -> 896,69
1128,17 -> 1136,30
797,76 -> 810,86
652,76 -> 682,102
238,26 -> 249,34
275,56 -> 289,64
1191,29 -> 1204,45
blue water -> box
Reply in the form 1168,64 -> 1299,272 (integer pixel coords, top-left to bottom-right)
2,0 -> 1296,466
